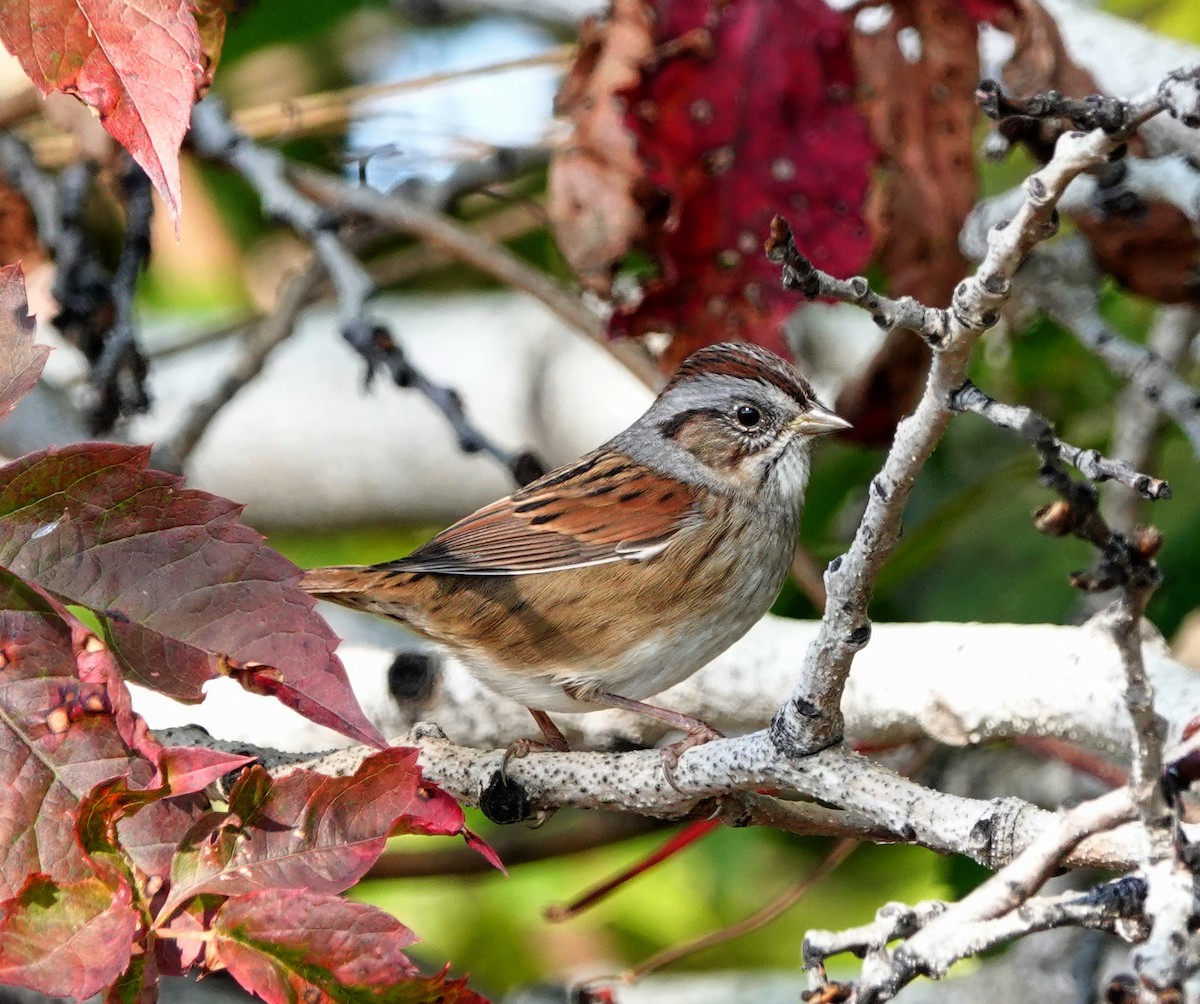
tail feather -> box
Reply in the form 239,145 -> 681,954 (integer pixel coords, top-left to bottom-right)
300,564 -> 411,621
300,564 -> 365,599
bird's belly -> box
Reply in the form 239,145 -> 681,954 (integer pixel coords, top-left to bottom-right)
457,538 -> 790,714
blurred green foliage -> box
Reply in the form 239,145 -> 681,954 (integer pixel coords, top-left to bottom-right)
352,820 -> 953,995
1106,0 -> 1200,44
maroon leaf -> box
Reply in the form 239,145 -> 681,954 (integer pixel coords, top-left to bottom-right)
156,901 -> 213,975
0,873 -> 138,999
0,264 -> 47,424
607,0 -> 875,368
77,743 -> 253,866
958,0 -> 1018,24
389,776 -> 503,873
211,889 -> 488,1004
0,443 -> 384,747
77,745 -> 252,882
0,0 -> 206,224
0,567 -> 156,898
163,749 -> 493,917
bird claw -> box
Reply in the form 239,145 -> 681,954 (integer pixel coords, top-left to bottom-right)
659,723 -> 724,794
500,735 -> 569,782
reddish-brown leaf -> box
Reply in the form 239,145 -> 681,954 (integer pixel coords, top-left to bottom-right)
0,0 -> 206,223
610,0 -> 875,368
0,873 -> 138,999
163,749 -> 494,917
0,568 -> 156,899
79,745 -> 252,883
0,264 -> 47,424
547,0 -> 654,293
1001,0 -> 1200,302
958,0 -> 1018,23
0,187 -> 43,283
835,0 -> 999,444
0,443 -> 384,748
211,889 -> 488,1004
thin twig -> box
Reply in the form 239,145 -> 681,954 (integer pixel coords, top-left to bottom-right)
627,838 -> 858,981
1105,549 -> 1193,992
1020,244 -> 1200,461
764,106 -> 1115,755
86,160 -> 153,433
950,380 -> 1171,500
804,788 -> 1138,997
291,164 -> 662,390
150,258 -> 325,473
233,45 -> 576,142
1105,306 -> 1198,532
366,811 -> 666,879
187,97 -> 546,484
0,131 -> 58,243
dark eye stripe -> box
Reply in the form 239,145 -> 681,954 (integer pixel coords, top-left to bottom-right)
657,407 -> 725,439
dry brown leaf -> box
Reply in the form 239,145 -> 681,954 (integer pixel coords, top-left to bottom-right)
547,0 -> 654,294
0,179 -> 42,269
1001,0 -> 1200,304
837,0 -> 1004,445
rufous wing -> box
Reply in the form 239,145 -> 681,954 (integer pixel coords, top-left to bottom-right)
390,450 -> 701,576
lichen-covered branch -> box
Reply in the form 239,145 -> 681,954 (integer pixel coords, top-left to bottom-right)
765,110 -> 1139,757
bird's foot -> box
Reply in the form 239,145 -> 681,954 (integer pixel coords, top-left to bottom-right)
500,708 -> 571,780
660,721 -> 724,794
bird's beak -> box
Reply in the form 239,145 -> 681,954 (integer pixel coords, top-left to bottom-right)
789,405 -> 852,436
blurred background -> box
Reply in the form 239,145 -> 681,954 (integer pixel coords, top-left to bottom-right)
3,0 -> 1200,997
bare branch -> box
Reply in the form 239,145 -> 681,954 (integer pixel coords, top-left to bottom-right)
765,111 -> 1134,756
290,164 -> 663,390
1105,306 -> 1198,533
950,380 -> 1171,500
85,160 -> 154,433
150,258 -> 325,473
1021,243 -> 1200,460
187,97 -> 546,484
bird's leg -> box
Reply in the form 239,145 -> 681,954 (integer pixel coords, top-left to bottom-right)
501,708 -> 571,777
564,686 -> 723,790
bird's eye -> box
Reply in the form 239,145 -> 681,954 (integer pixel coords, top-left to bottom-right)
735,405 -> 761,429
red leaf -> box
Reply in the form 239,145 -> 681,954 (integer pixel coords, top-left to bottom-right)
0,0 -> 204,224
0,443 -> 384,748
83,745 -> 253,881
389,777 -> 503,873
76,744 -> 252,865
211,889 -> 488,1004
154,744 -> 256,795
0,873 -> 138,999
0,264 -> 47,424
116,793 -> 210,884
162,749 -> 489,917
612,0 -> 875,367
0,568 -> 156,898
958,0 -> 1018,26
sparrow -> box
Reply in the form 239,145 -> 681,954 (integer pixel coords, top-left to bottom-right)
303,342 -> 849,771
